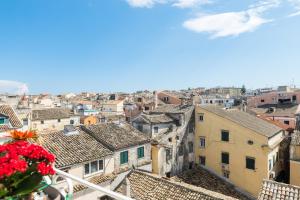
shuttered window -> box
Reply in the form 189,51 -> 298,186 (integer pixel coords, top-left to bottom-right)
120,151 -> 129,165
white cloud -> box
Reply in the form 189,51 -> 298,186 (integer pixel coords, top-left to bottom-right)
288,0 -> 300,17
173,0 -> 212,8
0,80 -> 29,95
183,0 -> 279,38
126,0 -> 165,8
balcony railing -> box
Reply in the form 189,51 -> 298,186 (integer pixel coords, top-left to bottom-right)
54,168 -> 134,200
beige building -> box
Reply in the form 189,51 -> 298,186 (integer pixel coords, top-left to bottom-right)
195,105 -> 285,197
31,108 -> 80,131
290,116 -> 300,187
100,100 -> 124,116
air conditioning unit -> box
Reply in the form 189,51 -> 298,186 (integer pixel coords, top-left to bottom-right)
269,171 -> 276,179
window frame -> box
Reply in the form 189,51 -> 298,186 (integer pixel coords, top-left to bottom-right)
84,160 -> 104,176
199,156 -> 206,165
137,146 -> 145,159
199,137 -> 206,148
221,130 -> 229,142
120,151 -> 129,165
221,152 -> 229,165
246,157 -> 255,170
198,114 -> 204,122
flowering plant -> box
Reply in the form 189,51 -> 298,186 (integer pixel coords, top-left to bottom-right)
10,130 -> 37,140
0,140 -> 55,199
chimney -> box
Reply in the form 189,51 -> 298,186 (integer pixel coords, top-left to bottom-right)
153,91 -> 158,109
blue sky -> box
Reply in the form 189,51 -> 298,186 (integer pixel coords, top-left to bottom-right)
0,0 -> 300,94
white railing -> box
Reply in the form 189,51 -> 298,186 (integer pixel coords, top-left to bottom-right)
54,168 -> 134,200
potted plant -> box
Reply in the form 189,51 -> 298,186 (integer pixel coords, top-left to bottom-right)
0,130 -> 55,200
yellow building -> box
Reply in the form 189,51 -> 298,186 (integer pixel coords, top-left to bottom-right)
290,131 -> 300,187
195,105 -> 284,197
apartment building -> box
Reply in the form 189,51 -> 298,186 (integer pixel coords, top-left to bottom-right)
133,104 -> 195,177
195,105 -> 285,197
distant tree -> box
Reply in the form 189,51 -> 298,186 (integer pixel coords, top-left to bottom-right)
241,85 -> 246,95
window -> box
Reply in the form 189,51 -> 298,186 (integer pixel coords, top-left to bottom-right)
221,130 -> 229,142
293,95 -> 297,101
247,140 -> 254,145
261,99 -> 265,103
23,119 -> 28,126
221,152 -> 229,164
120,151 -> 128,165
284,120 -> 290,125
168,137 -> 172,142
154,127 -> 159,133
137,147 -> 144,159
58,119 -> 61,123
199,114 -> 204,122
199,156 -> 206,165
269,159 -> 272,170
246,157 -> 255,170
84,160 -> 104,175
188,142 -> 193,153
178,145 -> 184,156
41,120 -> 44,124
145,106 -> 150,111
166,148 -> 172,162
0,118 -> 5,124
137,125 -> 143,132
70,119 -> 74,125
199,137 -> 205,148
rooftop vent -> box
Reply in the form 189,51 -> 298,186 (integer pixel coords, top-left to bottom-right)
63,125 -> 79,136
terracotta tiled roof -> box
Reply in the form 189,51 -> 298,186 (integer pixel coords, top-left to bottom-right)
258,180 -> 300,200
200,105 -> 282,138
34,127 -> 113,168
171,167 -> 251,200
0,105 -> 22,132
73,173 -> 116,193
32,108 -> 72,121
82,123 -> 151,151
119,170 -> 237,200
151,104 -> 194,114
140,113 -> 174,124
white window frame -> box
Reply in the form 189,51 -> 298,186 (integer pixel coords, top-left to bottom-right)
84,159 -> 104,177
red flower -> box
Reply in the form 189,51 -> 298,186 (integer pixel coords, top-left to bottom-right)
37,162 -> 55,175
0,140 -> 55,179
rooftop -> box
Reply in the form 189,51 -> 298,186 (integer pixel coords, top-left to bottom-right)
0,104 -> 23,132
249,104 -> 300,118
151,104 -> 194,114
199,105 -> 282,138
171,167 -> 251,200
83,123 -> 151,151
257,180 -> 300,200
34,127 -> 113,168
117,170 -> 237,200
32,108 -> 73,121
140,113 -> 174,124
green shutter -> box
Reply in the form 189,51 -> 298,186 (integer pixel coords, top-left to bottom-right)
120,151 -> 128,165
138,147 -> 144,159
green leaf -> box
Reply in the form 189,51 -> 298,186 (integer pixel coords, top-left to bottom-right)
0,188 -> 9,198
12,173 -> 43,197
